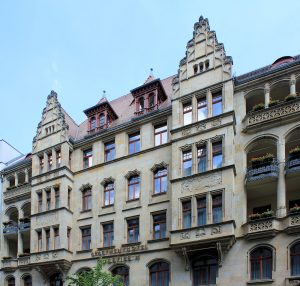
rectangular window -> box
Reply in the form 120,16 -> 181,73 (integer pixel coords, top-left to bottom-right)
104,183 -> 114,206
46,190 -> 51,211
83,149 -> 93,169
182,200 -> 192,229
45,229 -> 51,251
128,176 -> 140,201
38,192 -> 43,212
67,228 -> 71,250
127,218 -> 139,243
54,187 -> 60,208
82,189 -> 92,211
197,97 -> 207,121
212,92 -> 222,116
129,132 -> 140,154
54,228 -> 60,249
154,168 -> 167,195
154,124 -> 167,146
183,103 -> 192,126
69,151 -> 72,168
56,150 -> 61,168
153,213 -> 166,239
104,141 -> 115,162
48,153 -> 53,170
39,156 -> 44,173
81,227 -> 91,250
212,141 -> 222,169
212,194 -> 222,223
37,231 -> 42,251
197,145 -> 207,173
183,150 -> 192,176
103,223 -> 114,247
197,197 -> 207,226
68,189 -> 71,209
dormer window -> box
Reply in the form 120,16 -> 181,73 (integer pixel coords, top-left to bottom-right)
148,93 -> 155,109
90,117 -> 96,130
138,97 -> 144,111
99,113 -> 105,128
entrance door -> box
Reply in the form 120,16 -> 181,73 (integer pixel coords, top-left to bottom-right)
50,273 -> 63,286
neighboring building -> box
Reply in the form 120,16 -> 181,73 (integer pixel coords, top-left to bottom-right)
1,16 -> 300,286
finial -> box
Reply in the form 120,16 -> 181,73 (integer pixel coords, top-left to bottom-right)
102,90 -> 106,98
150,68 -> 154,77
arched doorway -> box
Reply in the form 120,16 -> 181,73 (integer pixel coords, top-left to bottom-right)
50,273 -> 63,286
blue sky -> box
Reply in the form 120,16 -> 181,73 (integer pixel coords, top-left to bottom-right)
1,0 -> 300,153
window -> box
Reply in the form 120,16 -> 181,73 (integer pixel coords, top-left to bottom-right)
153,213 -> 166,239
129,132 -> 140,154
81,227 -> 91,250
197,145 -> 207,173
212,92 -> 222,116
193,64 -> 198,74
149,93 -> 155,108
197,197 -> 207,226
150,261 -> 169,286
48,153 -> 53,170
193,256 -> 218,285
155,124 -> 167,146
38,192 -> 43,212
67,228 -> 71,250
183,103 -> 192,125
104,183 -> 114,206
68,188 -> 71,209
45,229 -> 51,251
250,247 -> 272,280
90,116 -> 96,130
54,228 -> 60,249
46,190 -> 51,211
253,205 -> 271,214
205,60 -> 210,69
182,201 -> 192,229
154,168 -> 167,195
54,187 -> 60,208
103,223 -> 114,247
82,189 -> 92,211
39,156 -> 44,173
197,97 -> 207,121
99,113 -> 105,127
7,277 -> 15,286
112,266 -> 129,286
138,97 -> 144,111
212,194 -> 222,223
127,218 -> 139,243
56,150 -> 61,168
105,141 -> 115,162
199,62 -> 204,72
183,150 -> 192,176
37,231 -> 42,251
23,276 -> 32,286
69,150 -> 72,168
128,176 -> 140,201
83,149 -> 93,168
212,141 -> 222,169
291,243 -> 300,276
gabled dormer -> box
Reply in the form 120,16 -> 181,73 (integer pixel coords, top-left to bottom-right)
84,93 -> 118,134
130,71 -> 168,116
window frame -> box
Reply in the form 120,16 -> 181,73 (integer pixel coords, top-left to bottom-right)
197,196 -> 207,226
152,212 -> 167,240
104,141 -> 115,162
197,144 -> 207,173
212,141 -> 223,169
37,231 -> 42,252
54,227 -> 60,249
127,217 -> 139,244
153,168 -> 168,195
250,247 -> 273,281
129,132 -> 141,154
290,242 -> 300,276
45,229 -> 51,251
212,193 -> 223,224
102,222 -> 114,247
154,124 -> 167,146
82,188 -> 92,211
183,103 -> 193,126
182,200 -> 192,229
128,176 -> 140,201
212,92 -> 223,117
197,97 -> 208,121
81,226 -> 91,251
83,149 -> 93,169
104,183 -> 114,206
182,149 -> 192,176
149,261 -> 170,286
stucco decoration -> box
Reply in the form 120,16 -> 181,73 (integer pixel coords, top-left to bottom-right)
181,172 -> 222,193
79,183 -> 93,192
124,169 -> 141,179
150,162 -> 168,172
100,177 -> 115,186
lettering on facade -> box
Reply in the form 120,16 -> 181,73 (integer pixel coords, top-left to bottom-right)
91,244 -> 148,258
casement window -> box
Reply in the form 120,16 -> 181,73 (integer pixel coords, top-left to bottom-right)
183,103 -> 192,126
82,189 -> 92,211
39,156 -> 44,173
48,153 -> 53,170
46,190 -> 51,211
56,150 -> 61,168
153,213 -> 166,239
129,132 -> 140,154
104,141 -> 115,162
83,149 -> 93,168
212,92 -> 222,116
45,229 -> 51,251
291,243 -> 300,276
197,145 -> 207,173
104,183 -> 114,206
212,194 -> 222,223
90,116 -> 96,130
182,200 -> 192,229
81,227 -> 91,250
138,97 -> 144,111
54,227 -> 60,249
99,113 -> 105,127
37,231 -> 42,251
38,192 -> 43,212
154,124 -> 167,146
149,261 -> 170,286
197,97 -> 208,121
197,197 -> 207,226
212,141 -> 222,169
193,256 -> 218,285
127,218 -> 139,243
250,247 -> 272,280
103,223 -> 114,247
112,266 -> 129,286
154,168 -> 167,195
7,277 -> 15,286
182,150 -> 192,176
68,188 -> 71,209
54,187 -> 60,208
128,176 -> 140,201
67,228 -> 71,250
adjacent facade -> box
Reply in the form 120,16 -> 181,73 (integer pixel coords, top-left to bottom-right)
1,16 -> 300,286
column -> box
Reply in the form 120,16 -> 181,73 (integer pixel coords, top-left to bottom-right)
192,144 -> 197,175
25,169 -> 29,183
18,232 -> 23,254
207,140 -> 212,170
264,83 -> 270,108
290,75 -> 296,95
192,196 -> 197,227
15,172 -> 18,186
207,193 -> 212,224
52,148 -> 57,169
277,139 -> 286,218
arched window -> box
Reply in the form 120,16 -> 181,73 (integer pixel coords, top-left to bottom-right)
192,256 -> 218,285
148,93 -> 155,108
23,275 -> 32,286
250,247 -> 272,280
99,113 -> 105,127
138,97 -> 144,111
104,183 -> 114,206
128,176 -> 140,200
112,266 -> 129,286
7,277 -> 15,286
149,261 -> 169,286
291,242 -> 300,276
154,168 -> 167,194
82,188 -> 92,211
90,117 -> 96,130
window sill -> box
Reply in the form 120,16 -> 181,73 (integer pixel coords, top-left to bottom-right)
80,209 -> 92,213
152,192 -> 167,197
102,204 -> 114,209
247,279 -> 274,284
126,198 -> 140,203
121,242 -> 141,247
76,249 -> 92,254
147,237 -> 169,243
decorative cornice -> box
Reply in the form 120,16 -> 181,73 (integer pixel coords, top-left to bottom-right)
124,169 -> 140,179
79,183 -> 92,191
150,162 -> 168,172
100,177 -> 115,186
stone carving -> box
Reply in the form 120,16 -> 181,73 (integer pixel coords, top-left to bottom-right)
124,169 -> 141,179
4,185 -> 30,200
195,227 -> 206,237
196,122 -> 206,130
101,177 -> 115,186
249,220 -> 273,232
150,162 -> 168,172
79,183 -> 93,191
291,215 -> 300,226
180,232 -> 190,240
34,212 -> 59,228
289,280 -> 300,286
211,118 -> 222,127
211,226 -> 221,235
182,128 -> 191,136
181,172 -> 222,193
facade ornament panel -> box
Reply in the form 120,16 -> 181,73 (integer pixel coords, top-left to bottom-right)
79,183 -> 93,191
150,162 -> 168,172
124,169 -> 141,179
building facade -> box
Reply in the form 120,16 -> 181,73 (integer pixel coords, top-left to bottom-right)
1,16 -> 300,286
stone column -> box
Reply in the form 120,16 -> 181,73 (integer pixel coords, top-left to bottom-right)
277,139 -> 286,218
290,75 -> 296,95
18,232 -> 23,254
25,169 -> 29,183
264,83 -> 270,108
15,172 -> 18,186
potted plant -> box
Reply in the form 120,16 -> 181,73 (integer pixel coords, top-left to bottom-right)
261,210 -> 274,218
18,253 -> 30,257
289,146 -> 300,159
285,94 -> 297,102
252,103 -> 265,112
248,213 -> 261,220
268,99 -> 279,107
290,205 -> 300,214
250,153 -> 274,168
2,256 -> 12,260
262,153 -> 275,164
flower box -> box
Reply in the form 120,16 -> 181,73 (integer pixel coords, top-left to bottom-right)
250,153 -> 274,168
248,210 -> 274,221
268,100 -> 279,107
285,94 -> 297,102
252,103 -> 265,112
289,146 -> 300,159
290,205 -> 300,213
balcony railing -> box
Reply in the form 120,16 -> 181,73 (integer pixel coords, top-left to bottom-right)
2,258 -> 18,270
244,217 -> 280,240
286,158 -> 300,175
3,223 -> 18,235
246,160 -> 279,183
3,183 -> 30,203
134,104 -> 158,116
19,221 -> 30,232
285,212 -> 300,234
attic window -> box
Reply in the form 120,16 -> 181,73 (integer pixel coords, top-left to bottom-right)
90,117 -> 96,130
99,114 -> 105,127
138,97 -> 144,111
205,60 -> 210,70
193,64 -> 198,74
199,62 -> 204,72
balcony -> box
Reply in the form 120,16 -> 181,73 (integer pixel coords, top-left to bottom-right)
3,183 -> 31,204
1,258 -> 18,271
3,222 -> 18,237
285,212 -> 300,234
246,160 -> 279,185
19,219 -> 30,233
18,255 -> 31,269
286,158 -> 300,176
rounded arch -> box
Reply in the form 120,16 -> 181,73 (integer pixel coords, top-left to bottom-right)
289,240 -> 300,276
109,263 -> 130,272
147,258 -> 170,268
5,275 -> 15,286
75,267 -> 92,274
148,259 -> 170,286
20,201 -> 31,218
244,88 -> 265,113
269,79 -> 290,102
248,243 -> 276,255
21,274 -> 32,286
285,126 -> 300,163
4,206 -> 19,222
244,135 -> 278,153
110,264 -> 129,286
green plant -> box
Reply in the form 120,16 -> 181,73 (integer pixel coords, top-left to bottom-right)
250,153 -> 274,165
252,103 -> 265,112
248,213 -> 261,220
289,146 -> 300,155
290,205 -> 300,213
285,94 -> 297,102
66,258 -> 125,286
261,210 -> 274,218
268,99 -> 279,107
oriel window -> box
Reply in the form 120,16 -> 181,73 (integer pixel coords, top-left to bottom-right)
56,150 -> 61,168
197,197 -> 207,226
212,194 -> 222,223
54,227 -> 60,249
45,229 -> 51,251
